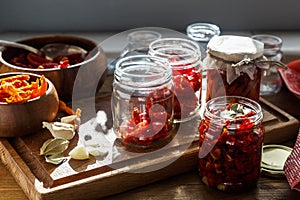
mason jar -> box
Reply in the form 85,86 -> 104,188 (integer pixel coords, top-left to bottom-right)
251,34 -> 283,95
112,55 -> 174,148
198,96 -> 264,191
120,30 -> 162,57
186,22 -> 221,60
148,38 -> 202,123
204,35 -> 266,102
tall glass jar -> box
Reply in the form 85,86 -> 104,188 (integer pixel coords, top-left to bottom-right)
204,35 -> 266,102
112,55 -> 174,148
198,96 -> 264,191
148,38 -> 202,123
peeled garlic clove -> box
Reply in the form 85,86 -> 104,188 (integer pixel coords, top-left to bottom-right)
43,121 -> 75,140
69,145 -> 89,160
86,146 -> 108,157
61,115 -> 76,124
60,108 -> 81,130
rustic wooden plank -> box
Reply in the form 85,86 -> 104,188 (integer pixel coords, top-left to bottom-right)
0,138 -> 41,200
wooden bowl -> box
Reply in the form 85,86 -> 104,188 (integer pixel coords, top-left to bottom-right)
0,35 -> 107,102
0,72 -> 59,137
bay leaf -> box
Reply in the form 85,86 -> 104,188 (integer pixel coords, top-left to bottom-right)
45,153 -> 67,165
40,138 -> 69,156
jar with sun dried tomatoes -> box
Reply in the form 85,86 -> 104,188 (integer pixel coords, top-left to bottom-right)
204,35 -> 267,102
198,96 -> 264,191
112,55 -> 174,148
148,38 -> 202,123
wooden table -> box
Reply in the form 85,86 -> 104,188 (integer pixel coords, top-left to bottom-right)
1,57 -> 300,200
1,163 -> 300,200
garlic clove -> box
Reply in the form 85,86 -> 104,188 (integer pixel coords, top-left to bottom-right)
69,145 -> 89,160
60,108 -> 82,130
42,121 -> 75,140
86,146 -> 108,157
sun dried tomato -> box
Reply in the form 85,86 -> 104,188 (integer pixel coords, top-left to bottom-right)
172,67 -> 201,119
118,89 -> 173,147
206,68 -> 261,102
10,51 -> 86,69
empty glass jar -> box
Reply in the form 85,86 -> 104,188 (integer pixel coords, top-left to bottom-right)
251,34 -> 283,95
148,38 -> 202,123
120,30 -> 162,57
186,22 -> 221,59
112,55 -> 174,148
198,96 -> 264,191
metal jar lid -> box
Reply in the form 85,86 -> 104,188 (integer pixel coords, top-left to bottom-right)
207,35 -> 264,62
261,144 -> 292,178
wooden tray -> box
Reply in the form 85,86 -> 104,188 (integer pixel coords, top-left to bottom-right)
0,90 -> 299,200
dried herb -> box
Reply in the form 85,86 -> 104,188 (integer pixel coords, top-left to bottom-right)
219,103 -> 252,120
40,138 -> 69,156
45,153 -> 67,165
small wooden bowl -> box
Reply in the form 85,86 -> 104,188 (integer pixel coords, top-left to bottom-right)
0,35 -> 107,102
0,72 -> 59,137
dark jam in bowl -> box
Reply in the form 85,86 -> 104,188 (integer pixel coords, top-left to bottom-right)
198,96 -> 264,191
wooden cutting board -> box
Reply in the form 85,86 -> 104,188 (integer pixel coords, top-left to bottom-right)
0,91 -> 299,200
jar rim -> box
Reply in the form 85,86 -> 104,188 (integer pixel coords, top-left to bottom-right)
128,30 -> 162,44
186,22 -> 221,42
115,55 -> 172,88
204,96 -> 263,127
148,38 -> 202,69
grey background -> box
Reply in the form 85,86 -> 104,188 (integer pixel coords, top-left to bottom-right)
0,0 -> 299,32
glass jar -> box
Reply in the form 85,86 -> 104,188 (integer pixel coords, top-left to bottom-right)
204,35 -> 266,102
120,30 -> 162,57
112,55 -> 174,148
198,96 -> 264,191
251,34 -> 283,95
186,22 -> 221,59
148,38 -> 202,123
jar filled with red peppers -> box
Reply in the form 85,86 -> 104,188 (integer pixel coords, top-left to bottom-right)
198,96 -> 264,191
112,55 -> 174,148
148,38 -> 202,123
204,35 -> 268,102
